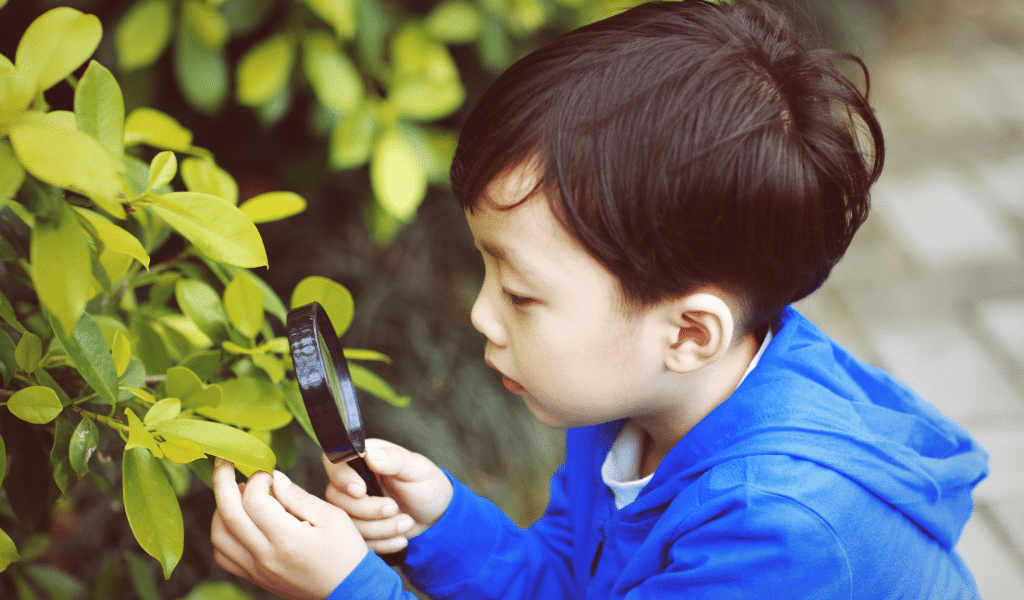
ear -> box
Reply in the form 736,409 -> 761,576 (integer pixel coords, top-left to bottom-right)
662,293 -> 735,374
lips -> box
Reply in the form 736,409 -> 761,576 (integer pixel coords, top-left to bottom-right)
486,358 -> 526,395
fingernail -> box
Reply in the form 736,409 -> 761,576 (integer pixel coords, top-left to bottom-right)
396,515 -> 414,533
366,449 -> 385,465
381,503 -> 399,518
347,482 -> 364,497
273,470 -> 292,487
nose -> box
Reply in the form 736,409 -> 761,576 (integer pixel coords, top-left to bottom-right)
470,280 -> 507,348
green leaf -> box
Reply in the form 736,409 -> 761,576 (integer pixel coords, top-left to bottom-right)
179,157 -> 237,204
124,551 -> 160,600
89,556 -> 126,600
196,376 -> 292,431
122,447 -> 183,579
74,60 -> 125,161
10,112 -> 123,217
238,191 -> 306,224
182,0 -> 230,49
388,25 -> 464,121
31,204 -> 91,336
236,34 -> 294,107
156,418 -> 275,475
23,564 -> 87,600
53,312 -> 119,406
281,380 -> 316,441
161,459 -> 192,496
223,274 -> 264,339
69,417 -> 98,477
143,398 -> 181,426
112,329 -> 131,377
0,527 -> 17,572
175,278 -> 228,337
329,106 -> 376,170
178,349 -> 222,382
116,0 -> 174,71
159,435 -> 206,464
251,352 -> 284,383
371,127 -> 427,221
147,151 -> 177,190
174,24 -> 229,114
15,331 -> 41,372
8,386 -> 63,423
343,348 -> 391,363
0,432 -> 6,484
290,275 -> 355,337
0,327 -> 16,385
50,415 -> 77,494
349,363 -> 409,408
165,366 -> 222,409
0,291 -> 24,334
124,108 -> 193,152
304,0 -> 357,38
0,140 -> 25,204
425,0 -> 483,43
146,192 -> 267,268
125,408 -> 162,458
16,7 -> 101,93
35,367 -> 71,406
302,32 -> 363,113
182,581 -> 255,600
73,207 -> 151,269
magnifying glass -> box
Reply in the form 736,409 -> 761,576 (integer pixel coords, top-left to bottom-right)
286,301 -> 407,565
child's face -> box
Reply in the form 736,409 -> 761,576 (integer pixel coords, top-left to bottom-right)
467,163 -> 671,429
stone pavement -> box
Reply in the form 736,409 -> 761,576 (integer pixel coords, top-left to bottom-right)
792,6 -> 1024,597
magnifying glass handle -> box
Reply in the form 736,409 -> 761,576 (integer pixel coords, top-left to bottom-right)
349,456 -> 408,566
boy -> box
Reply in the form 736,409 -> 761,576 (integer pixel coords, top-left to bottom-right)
211,1 -> 989,598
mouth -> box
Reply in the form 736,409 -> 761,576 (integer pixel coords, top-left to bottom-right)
486,358 -> 527,395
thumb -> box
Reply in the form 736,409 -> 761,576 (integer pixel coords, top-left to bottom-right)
363,442 -> 432,484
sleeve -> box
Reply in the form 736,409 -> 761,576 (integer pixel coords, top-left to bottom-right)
400,468 -> 577,600
325,551 -> 412,600
623,489 -> 853,600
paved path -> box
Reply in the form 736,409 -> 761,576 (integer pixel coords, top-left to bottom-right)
794,7 -> 1024,597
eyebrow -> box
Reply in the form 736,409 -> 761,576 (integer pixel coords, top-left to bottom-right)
476,240 -> 529,278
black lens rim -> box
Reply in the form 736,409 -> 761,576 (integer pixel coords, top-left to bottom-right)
286,301 -> 365,463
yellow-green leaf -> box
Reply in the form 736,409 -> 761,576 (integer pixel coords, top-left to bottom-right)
148,151 -> 177,190
0,527 -> 18,572
124,108 -> 193,152
290,275 -> 354,337
302,32 -> 362,113
54,311 -> 119,406
69,417 -> 99,477
73,207 -> 151,270
9,112 -> 122,216
144,398 -> 181,426
389,77 -> 464,122
164,366 -> 221,409
0,60 -> 33,133
14,332 -> 41,373
116,0 -> 173,71
75,60 -> 125,161
0,140 -> 25,203
125,408 -> 162,457
156,419 -> 275,476
122,446 -> 183,578
344,348 -> 391,363
182,0 -> 229,50
175,278 -> 228,337
124,387 -> 155,404
196,376 -> 292,431
224,274 -> 264,339
146,191 -> 267,268
425,0 -> 484,43
16,7 -> 101,93
179,157 -> 237,204
159,435 -> 206,464
30,203 -> 90,336
238,191 -> 306,224
235,34 -> 294,107
8,386 -> 63,424
329,105 -> 376,170
304,0 -> 357,38
371,128 -> 426,221
111,329 -> 131,377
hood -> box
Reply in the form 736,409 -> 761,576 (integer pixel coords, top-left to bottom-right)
640,307 -> 989,549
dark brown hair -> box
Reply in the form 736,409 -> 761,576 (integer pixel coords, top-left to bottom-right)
451,0 -> 884,331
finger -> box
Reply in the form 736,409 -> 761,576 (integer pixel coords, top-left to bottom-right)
351,512 -> 415,541
211,511 -> 253,578
212,458 -> 272,556
322,453 -> 367,498
324,483 -> 399,520
368,536 -> 409,555
363,439 -> 433,483
269,469 -> 346,530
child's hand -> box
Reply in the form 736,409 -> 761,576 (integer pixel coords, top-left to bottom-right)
211,458 -> 368,600
323,439 -> 454,554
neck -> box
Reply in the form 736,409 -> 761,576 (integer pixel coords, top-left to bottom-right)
634,329 -> 761,477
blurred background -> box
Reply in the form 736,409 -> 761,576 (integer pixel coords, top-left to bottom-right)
1,0 -> 1023,598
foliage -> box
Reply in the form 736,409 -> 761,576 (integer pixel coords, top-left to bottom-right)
0,7 -> 406,598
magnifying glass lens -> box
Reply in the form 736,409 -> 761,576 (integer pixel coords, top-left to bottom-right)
318,331 -> 348,431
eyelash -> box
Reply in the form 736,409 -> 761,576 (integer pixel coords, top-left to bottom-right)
503,290 -> 534,307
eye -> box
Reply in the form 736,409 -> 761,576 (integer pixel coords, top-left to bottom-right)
503,290 -> 534,307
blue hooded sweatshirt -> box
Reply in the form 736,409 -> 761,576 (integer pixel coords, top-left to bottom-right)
328,307 -> 989,599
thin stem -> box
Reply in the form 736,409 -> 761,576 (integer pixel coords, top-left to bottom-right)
71,405 -> 129,436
